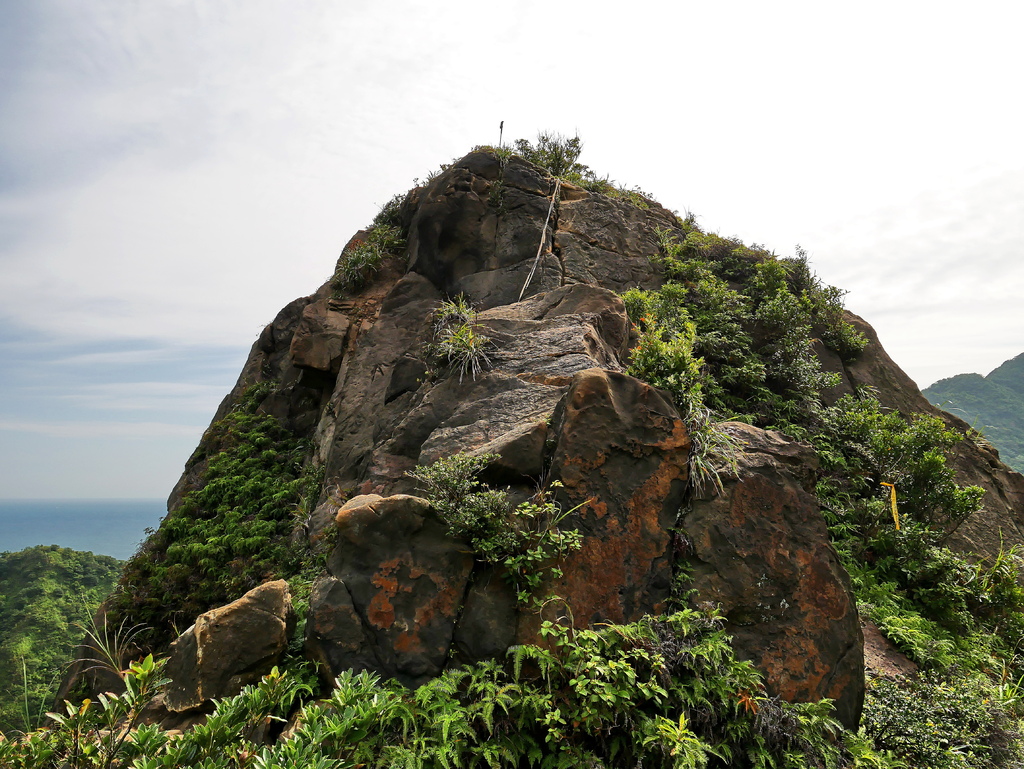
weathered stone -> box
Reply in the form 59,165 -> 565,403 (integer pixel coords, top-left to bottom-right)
320,273 -> 441,491
385,355 -> 428,403
468,418 -> 548,482
415,376 -> 562,469
554,192 -> 677,293
542,369 -> 690,630
326,494 -> 473,686
680,422 -> 864,729
155,146 -> 1024,732
368,285 -> 633,494
405,154 -> 558,308
451,567 -> 519,664
479,283 -> 632,360
454,253 -> 562,310
304,575 -> 379,685
164,580 -> 295,712
861,619 -> 918,682
289,299 -> 351,373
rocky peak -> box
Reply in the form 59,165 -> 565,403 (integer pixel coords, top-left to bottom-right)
88,146 -> 1024,736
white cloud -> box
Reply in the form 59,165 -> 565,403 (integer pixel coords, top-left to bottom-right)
0,419 -> 203,439
4,0 -> 1024,495
54,381 -> 227,413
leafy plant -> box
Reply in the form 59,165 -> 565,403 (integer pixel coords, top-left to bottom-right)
39,654 -> 168,769
3,610 -> 851,768
330,205 -> 406,295
408,453 -> 583,604
511,131 -> 591,181
627,244 -> 842,435
430,297 -> 492,382
508,132 -> 658,206
863,673 -> 1022,768
622,287 -> 739,495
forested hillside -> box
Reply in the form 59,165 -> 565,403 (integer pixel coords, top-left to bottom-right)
0,545 -> 121,734
925,353 -> 1024,472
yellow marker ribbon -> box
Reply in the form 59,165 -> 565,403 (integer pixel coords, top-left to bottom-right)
880,482 -> 899,530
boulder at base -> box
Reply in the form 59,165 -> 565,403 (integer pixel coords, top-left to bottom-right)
164,580 -> 295,712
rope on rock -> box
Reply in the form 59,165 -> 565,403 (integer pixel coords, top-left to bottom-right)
518,177 -> 562,303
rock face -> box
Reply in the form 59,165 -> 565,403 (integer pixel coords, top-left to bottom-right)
681,424 -> 863,728
164,580 -> 295,712
310,494 -> 474,688
542,368 -> 689,629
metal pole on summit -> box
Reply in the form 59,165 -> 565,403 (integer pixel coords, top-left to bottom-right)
499,121 -> 504,148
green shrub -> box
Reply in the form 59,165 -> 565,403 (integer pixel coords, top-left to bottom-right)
621,291 -> 739,495
330,220 -> 406,295
430,297 -> 491,382
781,250 -> 867,362
863,673 -> 1022,768
630,233 -> 853,434
511,131 -> 592,182
108,384 -> 315,649
816,395 -> 985,545
508,132 -> 658,206
408,453 -> 582,604
3,610 -> 849,768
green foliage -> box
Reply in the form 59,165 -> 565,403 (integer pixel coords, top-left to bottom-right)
0,654 -> 168,767
330,203 -> 406,295
408,453 -> 582,604
627,229 -> 859,435
0,546 -> 122,734
863,673 -> 1022,768
511,131 -> 591,182
509,132 -> 658,206
108,384 -> 316,650
782,250 -> 867,362
816,394 -> 985,547
622,212 -> 1016,765
3,611 -> 849,768
812,392 -> 1024,763
813,395 -> 1024,655
430,297 -> 492,383
621,288 -> 739,495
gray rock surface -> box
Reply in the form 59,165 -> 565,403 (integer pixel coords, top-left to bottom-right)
164,580 -> 295,712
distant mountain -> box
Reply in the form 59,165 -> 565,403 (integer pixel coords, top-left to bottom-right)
924,352 -> 1024,473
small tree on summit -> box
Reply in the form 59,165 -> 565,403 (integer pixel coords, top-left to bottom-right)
511,131 -> 593,182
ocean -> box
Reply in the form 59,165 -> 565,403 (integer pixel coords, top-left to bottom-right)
0,499 -> 166,561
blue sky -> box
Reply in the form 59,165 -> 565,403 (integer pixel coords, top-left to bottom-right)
2,0 -> 1023,499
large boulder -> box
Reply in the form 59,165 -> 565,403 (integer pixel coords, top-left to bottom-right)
163,580 -> 295,712
543,368 -> 690,629
311,494 -> 474,687
289,297 -> 351,374
680,423 -> 864,729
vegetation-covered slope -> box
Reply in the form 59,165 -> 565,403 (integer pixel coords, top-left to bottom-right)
0,545 -> 121,734
924,353 -> 1024,472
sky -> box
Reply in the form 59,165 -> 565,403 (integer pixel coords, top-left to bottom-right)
1,0 -> 1022,499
